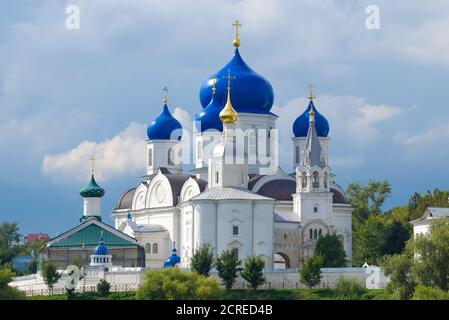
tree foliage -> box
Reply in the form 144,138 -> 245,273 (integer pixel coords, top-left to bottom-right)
412,285 -> 449,300
335,277 -> 367,300
240,255 -> 265,291
300,255 -> 322,289
412,218 -> 449,291
0,222 -> 21,267
315,234 -> 347,267
136,268 -> 221,300
380,253 -> 415,300
215,249 -> 242,290
0,267 -> 25,300
190,243 -> 214,277
42,261 -> 61,293
97,279 -> 111,297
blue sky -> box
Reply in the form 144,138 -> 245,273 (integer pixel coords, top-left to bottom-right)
1,0 -> 449,236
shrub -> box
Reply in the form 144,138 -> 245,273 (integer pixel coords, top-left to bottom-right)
191,243 -> 214,277
240,255 -> 265,291
136,268 -> 222,300
215,250 -> 242,290
300,255 -> 322,289
412,285 -> 449,300
97,279 -> 111,297
0,268 -> 26,300
335,277 -> 367,300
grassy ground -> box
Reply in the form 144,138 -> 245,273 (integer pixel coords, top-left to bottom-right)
27,289 -> 388,300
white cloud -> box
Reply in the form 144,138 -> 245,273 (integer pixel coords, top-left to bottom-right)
41,122 -> 147,183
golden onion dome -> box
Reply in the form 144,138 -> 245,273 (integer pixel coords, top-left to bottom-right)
219,87 -> 238,124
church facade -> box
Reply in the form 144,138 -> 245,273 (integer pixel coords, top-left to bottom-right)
111,25 -> 353,269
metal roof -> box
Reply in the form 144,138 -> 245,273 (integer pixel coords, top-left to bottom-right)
191,187 -> 274,201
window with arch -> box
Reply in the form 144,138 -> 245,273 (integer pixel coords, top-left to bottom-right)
145,243 -> 151,254
314,229 -> 318,239
152,243 -> 158,254
215,171 -> 219,184
168,149 -> 174,165
312,171 -> 319,188
309,229 -> 313,239
302,172 -> 307,188
148,148 -> 153,166
324,172 -> 328,189
319,229 -> 322,238
314,206 -> 318,213
197,141 -> 202,160
295,146 -> 300,164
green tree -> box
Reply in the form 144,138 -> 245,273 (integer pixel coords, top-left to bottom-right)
412,284 -> 449,300
0,222 -> 21,267
136,268 -> 221,300
0,268 -> 25,300
412,218 -> 449,291
315,234 -> 347,267
42,261 -> 61,294
380,253 -> 415,300
335,276 -> 367,300
346,180 -> 391,224
215,250 -> 242,290
352,214 -> 390,266
97,279 -> 111,297
300,255 -> 322,289
190,243 -> 214,277
408,189 -> 449,221
240,255 -> 265,291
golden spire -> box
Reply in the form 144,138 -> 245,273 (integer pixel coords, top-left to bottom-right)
89,155 -> 96,174
219,69 -> 238,124
211,75 -> 217,94
232,20 -> 242,48
308,81 -> 314,100
162,86 -> 168,104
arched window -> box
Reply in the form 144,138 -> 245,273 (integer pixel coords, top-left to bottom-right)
168,149 -> 174,165
197,141 -> 202,160
312,171 -> 319,188
314,229 -> 318,239
215,171 -> 219,184
309,229 -> 313,239
319,229 -> 322,238
145,243 -> 151,254
324,172 -> 328,189
314,206 -> 318,213
295,146 -> 300,164
148,148 -> 153,166
152,243 -> 158,254
302,172 -> 307,188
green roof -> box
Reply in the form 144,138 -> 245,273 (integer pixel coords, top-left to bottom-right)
80,174 -> 105,198
49,223 -> 137,248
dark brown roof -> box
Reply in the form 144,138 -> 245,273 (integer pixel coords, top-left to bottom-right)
331,187 -> 347,204
256,179 -> 296,200
115,187 -> 137,209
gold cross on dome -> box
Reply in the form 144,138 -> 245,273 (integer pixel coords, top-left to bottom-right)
89,155 -> 96,174
233,20 -> 242,39
308,81 -> 315,100
162,86 -> 168,104
225,69 -> 236,90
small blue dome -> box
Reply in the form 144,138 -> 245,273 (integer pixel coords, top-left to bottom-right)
195,91 -> 223,132
163,247 -> 180,268
293,100 -> 330,137
147,104 -> 182,141
199,49 -> 274,114
93,238 -> 109,256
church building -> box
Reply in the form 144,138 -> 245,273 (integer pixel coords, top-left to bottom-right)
111,21 -> 353,269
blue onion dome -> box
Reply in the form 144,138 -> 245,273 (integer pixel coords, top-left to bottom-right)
80,174 -> 105,198
195,86 -> 223,132
93,237 -> 109,256
199,48 -> 274,114
147,103 -> 182,141
163,245 -> 180,268
293,99 -> 330,137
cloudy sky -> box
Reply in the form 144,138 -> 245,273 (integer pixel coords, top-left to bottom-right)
1,0 -> 449,236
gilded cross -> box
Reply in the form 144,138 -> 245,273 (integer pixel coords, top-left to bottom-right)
89,155 -> 96,174
162,86 -> 168,104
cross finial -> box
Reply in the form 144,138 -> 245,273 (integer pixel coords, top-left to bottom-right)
226,69 -> 236,91
232,20 -> 242,47
308,81 -> 314,100
89,155 -> 96,174
162,86 -> 168,104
